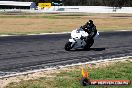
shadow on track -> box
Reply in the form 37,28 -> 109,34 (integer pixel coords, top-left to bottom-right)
90,48 -> 106,51
68,48 -> 106,51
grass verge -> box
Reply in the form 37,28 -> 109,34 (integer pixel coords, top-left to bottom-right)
0,13 -> 132,35
5,58 -> 132,88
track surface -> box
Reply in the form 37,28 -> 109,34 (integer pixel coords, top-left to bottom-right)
0,31 -> 132,77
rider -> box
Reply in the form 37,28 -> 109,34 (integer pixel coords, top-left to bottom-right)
81,20 -> 97,42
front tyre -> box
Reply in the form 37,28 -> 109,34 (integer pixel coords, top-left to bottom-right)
65,42 -> 72,51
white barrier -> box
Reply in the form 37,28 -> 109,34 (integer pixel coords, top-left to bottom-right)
52,6 -> 132,13
0,6 -> 132,13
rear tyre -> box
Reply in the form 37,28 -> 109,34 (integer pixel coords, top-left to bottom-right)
88,39 -> 94,48
65,42 -> 72,51
84,39 -> 94,50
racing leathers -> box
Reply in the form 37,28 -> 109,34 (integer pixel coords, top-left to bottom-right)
81,22 -> 97,42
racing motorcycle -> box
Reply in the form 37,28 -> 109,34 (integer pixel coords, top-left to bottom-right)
64,27 -> 99,51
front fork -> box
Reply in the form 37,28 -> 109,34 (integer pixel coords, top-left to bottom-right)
69,38 -> 76,48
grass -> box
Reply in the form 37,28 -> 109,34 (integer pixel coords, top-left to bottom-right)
5,59 -> 132,88
0,13 -> 132,35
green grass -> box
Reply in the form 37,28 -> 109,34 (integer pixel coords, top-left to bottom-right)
0,15 -> 59,19
5,60 -> 132,88
0,14 -> 80,19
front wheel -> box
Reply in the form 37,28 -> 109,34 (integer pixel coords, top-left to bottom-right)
65,42 -> 72,51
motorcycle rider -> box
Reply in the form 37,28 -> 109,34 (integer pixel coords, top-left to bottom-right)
81,20 -> 97,43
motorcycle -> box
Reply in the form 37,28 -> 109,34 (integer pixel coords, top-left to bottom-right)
65,27 -> 99,51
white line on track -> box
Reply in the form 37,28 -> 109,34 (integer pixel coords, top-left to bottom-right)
0,32 -> 71,37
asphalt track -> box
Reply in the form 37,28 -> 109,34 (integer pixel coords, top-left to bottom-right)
0,31 -> 132,77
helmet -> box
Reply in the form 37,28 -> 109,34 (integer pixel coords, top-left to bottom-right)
88,20 -> 93,24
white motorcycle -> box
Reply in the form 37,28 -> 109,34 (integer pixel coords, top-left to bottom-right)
65,27 -> 99,51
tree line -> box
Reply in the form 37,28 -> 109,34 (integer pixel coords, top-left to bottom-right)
3,0 -> 132,7
64,0 -> 132,7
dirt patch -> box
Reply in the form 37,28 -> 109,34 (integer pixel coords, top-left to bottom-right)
0,57 -> 131,88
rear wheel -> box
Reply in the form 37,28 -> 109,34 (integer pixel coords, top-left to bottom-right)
88,39 -> 94,48
65,42 -> 72,51
84,39 -> 94,50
